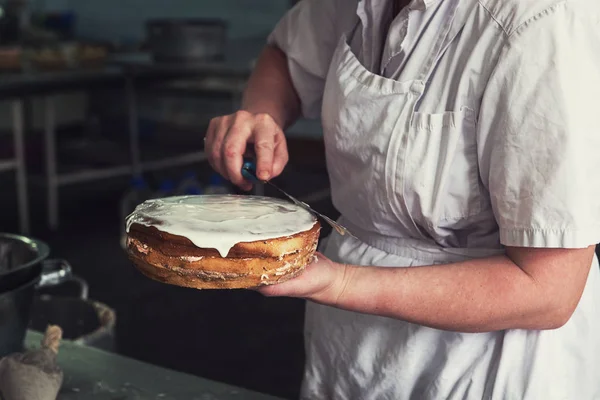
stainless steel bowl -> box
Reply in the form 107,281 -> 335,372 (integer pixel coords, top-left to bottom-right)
0,233 -> 51,293
0,233 -> 72,356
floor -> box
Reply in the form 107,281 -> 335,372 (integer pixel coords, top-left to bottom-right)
0,151 -> 336,400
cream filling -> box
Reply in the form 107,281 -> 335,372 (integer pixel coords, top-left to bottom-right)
180,256 -> 204,262
275,262 -> 293,276
126,194 -> 317,257
128,237 -> 149,254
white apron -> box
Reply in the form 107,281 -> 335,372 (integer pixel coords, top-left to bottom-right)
301,3 -> 600,400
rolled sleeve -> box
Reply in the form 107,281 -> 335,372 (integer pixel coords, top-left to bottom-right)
478,3 -> 600,248
268,0 -> 351,119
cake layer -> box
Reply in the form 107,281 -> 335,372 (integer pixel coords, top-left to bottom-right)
126,221 -> 321,289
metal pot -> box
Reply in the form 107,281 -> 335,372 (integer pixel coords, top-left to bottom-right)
146,18 -> 228,63
0,233 -> 72,357
0,233 -> 52,292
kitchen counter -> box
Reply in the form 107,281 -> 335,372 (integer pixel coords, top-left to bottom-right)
0,34 -> 266,100
0,67 -> 124,99
25,331 -> 284,400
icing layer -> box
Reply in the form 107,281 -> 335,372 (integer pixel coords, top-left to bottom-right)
126,195 -> 317,257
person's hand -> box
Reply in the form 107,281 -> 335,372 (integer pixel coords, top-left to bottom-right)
257,252 -> 354,305
204,110 -> 289,191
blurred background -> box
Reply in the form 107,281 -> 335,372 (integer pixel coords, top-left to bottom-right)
0,0 -> 335,398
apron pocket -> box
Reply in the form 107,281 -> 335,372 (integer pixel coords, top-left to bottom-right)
402,107 -> 482,226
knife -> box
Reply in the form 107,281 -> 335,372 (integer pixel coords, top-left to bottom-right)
241,161 -> 356,238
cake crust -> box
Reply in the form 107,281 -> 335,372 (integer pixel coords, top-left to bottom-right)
126,221 -> 321,289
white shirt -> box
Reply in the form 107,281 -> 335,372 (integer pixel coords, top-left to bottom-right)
269,0 -> 600,250
268,0 -> 600,398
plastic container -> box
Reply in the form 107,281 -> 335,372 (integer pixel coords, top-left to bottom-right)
203,173 -> 230,194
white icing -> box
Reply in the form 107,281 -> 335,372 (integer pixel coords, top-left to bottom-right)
126,195 -> 317,257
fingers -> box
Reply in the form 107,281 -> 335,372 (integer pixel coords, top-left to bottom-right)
272,131 -> 289,178
253,114 -> 276,181
223,113 -> 253,187
255,252 -> 352,306
204,111 -> 289,189
253,114 -> 288,180
206,116 -> 226,178
253,252 -> 326,298
204,119 -> 215,167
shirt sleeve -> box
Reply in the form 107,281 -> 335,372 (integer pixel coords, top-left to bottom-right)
477,3 -> 600,248
268,0 -> 349,119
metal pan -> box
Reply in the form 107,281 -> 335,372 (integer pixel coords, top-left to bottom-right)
0,233 -> 52,293
146,18 -> 228,63
0,258 -> 72,357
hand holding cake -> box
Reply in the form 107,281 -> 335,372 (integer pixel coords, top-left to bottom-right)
254,252 -> 351,304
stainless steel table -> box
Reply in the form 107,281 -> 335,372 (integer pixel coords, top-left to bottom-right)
25,330 -> 284,400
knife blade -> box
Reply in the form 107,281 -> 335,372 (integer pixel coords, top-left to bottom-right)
241,161 -> 356,238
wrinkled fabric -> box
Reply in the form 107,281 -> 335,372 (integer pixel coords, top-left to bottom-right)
269,0 -> 600,398
307,233 -> 600,399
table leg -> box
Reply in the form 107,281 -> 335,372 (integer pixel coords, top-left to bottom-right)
11,100 -> 29,234
44,96 -> 59,230
126,76 -> 142,177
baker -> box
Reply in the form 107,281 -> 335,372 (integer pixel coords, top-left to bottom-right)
203,0 -> 600,398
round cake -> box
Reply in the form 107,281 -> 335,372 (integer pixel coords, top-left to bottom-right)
125,195 -> 321,289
